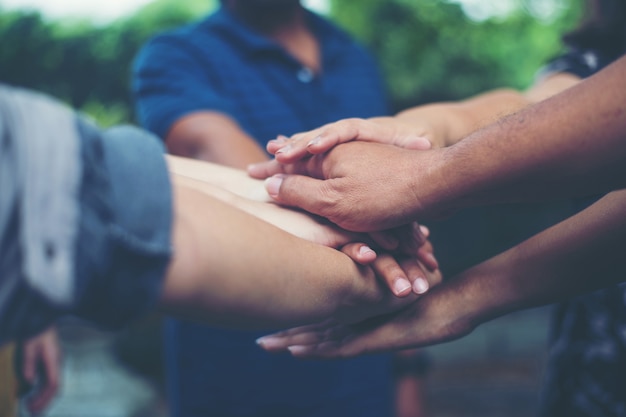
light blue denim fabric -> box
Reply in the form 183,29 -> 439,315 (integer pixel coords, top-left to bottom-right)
71,121 -> 173,329
0,86 -> 172,345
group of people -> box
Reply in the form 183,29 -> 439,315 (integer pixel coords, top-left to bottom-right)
1,0 -> 625,416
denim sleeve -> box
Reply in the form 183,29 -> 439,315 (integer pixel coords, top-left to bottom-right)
0,85 -> 82,344
71,120 -> 173,330
132,36 -> 236,139
537,48 -> 614,82
0,105 -> 173,344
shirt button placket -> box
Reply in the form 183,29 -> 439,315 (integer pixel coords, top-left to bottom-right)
297,67 -> 314,83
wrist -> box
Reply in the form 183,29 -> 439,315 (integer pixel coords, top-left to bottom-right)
407,147 -> 464,220
453,252 -> 523,327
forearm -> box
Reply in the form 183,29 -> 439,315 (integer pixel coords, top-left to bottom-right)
159,184 -> 402,329
167,155 -> 270,202
396,89 -> 530,148
453,189 -> 626,327
167,112 -> 269,168
424,57 -> 626,214
171,173 -> 359,248
254,192 -> 626,356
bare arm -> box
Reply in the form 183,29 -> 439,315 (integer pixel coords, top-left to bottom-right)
167,154 -> 271,202
433,57 -> 626,213
257,188 -> 626,356
250,56 -> 626,229
167,111 -> 269,168
263,74 -> 581,162
395,88 -> 531,148
396,73 -> 581,148
167,157 -> 441,296
158,183 -> 419,329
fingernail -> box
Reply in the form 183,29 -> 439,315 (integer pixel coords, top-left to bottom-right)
413,277 -> 429,294
420,225 -> 430,236
394,278 -> 412,295
415,136 -> 432,149
275,144 -> 292,155
358,245 -> 376,258
265,175 -> 284,198
256,336 -> 271,346
287,345 -> 308,355
275,134 -> 289,143
256,336 -> 283,350
307,135 -> 322,147
379,234 -> 398,250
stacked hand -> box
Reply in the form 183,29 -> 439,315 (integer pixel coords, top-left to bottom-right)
246,117 -> 448,334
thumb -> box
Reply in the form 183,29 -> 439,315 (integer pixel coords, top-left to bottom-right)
395,135 -> 432,150
247,159 -> 286,179
265,174 -> 332,218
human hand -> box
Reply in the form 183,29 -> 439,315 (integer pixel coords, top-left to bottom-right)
19,327 -> 61,414
256,280 -> 476,358
249,141 -> 445,232
265,117 -> 432,165
172,174 -> 439,276
244,197 -> 441,298
341,224 -> 440,297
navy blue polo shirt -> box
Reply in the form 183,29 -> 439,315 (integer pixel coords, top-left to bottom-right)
132,7 -> 393,417
133,7 -> 388,144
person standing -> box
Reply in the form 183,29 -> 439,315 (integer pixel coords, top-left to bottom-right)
133,1 -> 423,416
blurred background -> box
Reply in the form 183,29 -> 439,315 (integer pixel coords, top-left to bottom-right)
0,0 -> 585,416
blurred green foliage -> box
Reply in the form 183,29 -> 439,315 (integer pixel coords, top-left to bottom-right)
332,0 -> 584,110
0,0 -> 584,124
0,0 -> 216,125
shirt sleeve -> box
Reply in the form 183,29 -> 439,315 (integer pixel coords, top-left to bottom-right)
538,48 -> 612,80
132,35 -> 236,139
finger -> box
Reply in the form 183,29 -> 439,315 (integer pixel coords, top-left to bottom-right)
247,158 -> 287,179
287,340 -> 346,358
371,254 -> 413,297
30,342 -> 60,413
340,243 -> 377,265
273,119 -> 367,163
307,119 -> 432,153
267,128 -> 323,157
417,242 -> 439,271
259,319 -> 338,339
28,377 -> 58,414
398,258 -> 430,295
272,129 -> 324,161
395,223 -> 439,270
256,320 -> 339,350
264,174 -> 336,219
394,135 -> 432,150
368,231 -> 399,251
265,134 -> 290,154
259,326 -> 352,353
393,222 -> 425,254
287,312 -> 416,359
427,267 -> 443,289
